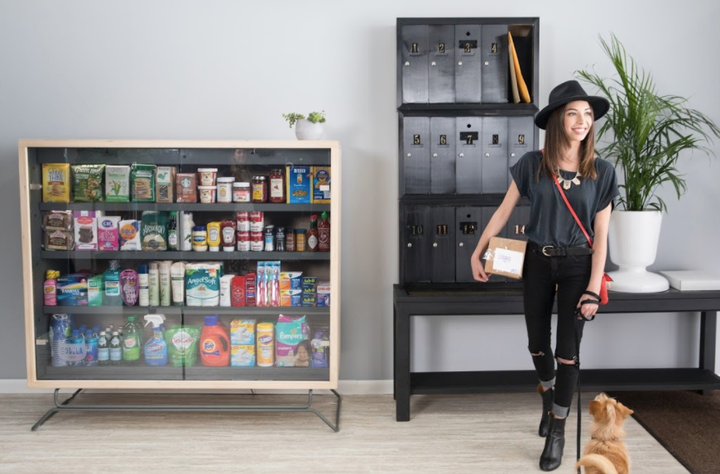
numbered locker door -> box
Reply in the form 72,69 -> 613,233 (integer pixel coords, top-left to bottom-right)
508,117 -> 534,186
428,25 -> 455,103
455,207 -> 483,282
430,117 -> 456,194
454,25 -> 482,102
483,207 -> 506,282
430,207 -> 455,283
455,117 -> 482,193
402,206 -> 430,283
481,24 -> 509,103
481,117 -> 508,194
402,117 -> 431,194
507,205 -> 530,242
401,25 -> 429,104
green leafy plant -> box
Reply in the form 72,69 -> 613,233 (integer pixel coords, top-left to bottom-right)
576,34 -> 720,212
282,111 -> 326,128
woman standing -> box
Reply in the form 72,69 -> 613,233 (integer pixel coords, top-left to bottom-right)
470,80 -> 618,471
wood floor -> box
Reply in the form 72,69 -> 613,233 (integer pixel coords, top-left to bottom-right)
0,391 -> 688,473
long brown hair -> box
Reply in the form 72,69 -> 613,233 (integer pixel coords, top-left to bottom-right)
538,104 -> 598,181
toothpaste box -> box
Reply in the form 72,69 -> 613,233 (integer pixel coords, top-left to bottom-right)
230,319 -> 256,345
286,166 -> 312,204
73,211 -> 100,251
317,281 -> 330,307
98,216 -> 121,251
231,344 -> 256,367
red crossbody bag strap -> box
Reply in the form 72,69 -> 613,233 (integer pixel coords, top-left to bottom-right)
551,175 -> 593,248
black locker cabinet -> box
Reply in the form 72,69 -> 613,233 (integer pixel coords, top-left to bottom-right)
429,207 -> 455,282
507,205 -> 530,242
402,117 -> 431,194
481,117 -> 508,194
401,25 -> 428,104
430,117 -> 456,194
508,117 -> 535,186
455,117 -> 482,193
428,25 -> 455,103
454,25 -> 482,102
402,206 -> 430,283
481,24 -> 509,103
455,207 -> 483,282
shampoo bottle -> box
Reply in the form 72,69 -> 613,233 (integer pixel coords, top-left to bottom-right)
138,264 -> 149,307
148,262 -> 160,307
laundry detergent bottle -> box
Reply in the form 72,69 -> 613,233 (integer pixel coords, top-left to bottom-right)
200,315 -> 230,366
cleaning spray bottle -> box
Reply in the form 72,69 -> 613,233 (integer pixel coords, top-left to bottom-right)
143,314 -> 167,366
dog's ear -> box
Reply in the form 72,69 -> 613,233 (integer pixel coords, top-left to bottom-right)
617,402 -> 634,419
589,400 -> 604,419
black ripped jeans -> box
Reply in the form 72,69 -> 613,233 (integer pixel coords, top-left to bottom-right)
522,241 -> 592,417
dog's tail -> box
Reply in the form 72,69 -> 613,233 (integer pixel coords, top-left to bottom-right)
575,454 -> 618,474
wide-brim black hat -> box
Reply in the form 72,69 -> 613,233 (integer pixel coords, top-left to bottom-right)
534,80 -> 610,130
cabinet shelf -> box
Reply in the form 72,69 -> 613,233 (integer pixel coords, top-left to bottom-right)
42,306 -> 330,316
398,103 -> 539,115
38,202 -> 330,212
41,251 -> 331,261
184,366 -> 329,381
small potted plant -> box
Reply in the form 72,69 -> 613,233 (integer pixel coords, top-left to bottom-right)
283,111 -> 326,140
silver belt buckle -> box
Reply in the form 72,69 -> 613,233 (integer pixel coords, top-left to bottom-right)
542,245 -> 553,257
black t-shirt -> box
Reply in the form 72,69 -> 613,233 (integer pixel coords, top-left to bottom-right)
509,150 -> 619,247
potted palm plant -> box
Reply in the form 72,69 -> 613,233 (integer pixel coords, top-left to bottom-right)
282,111 -> 326,140
577,35 -> 720,292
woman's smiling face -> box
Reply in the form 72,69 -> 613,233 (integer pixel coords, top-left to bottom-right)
563,100 -> 594,143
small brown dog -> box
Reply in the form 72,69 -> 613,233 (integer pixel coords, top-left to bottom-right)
575,393 -> 634,474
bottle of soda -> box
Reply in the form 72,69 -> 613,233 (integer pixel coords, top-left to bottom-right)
110,331 -> 122,366
97,331 -> 110,366
122,316 -> 141,365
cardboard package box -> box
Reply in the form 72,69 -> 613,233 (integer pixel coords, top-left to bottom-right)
484,237 -> 527,280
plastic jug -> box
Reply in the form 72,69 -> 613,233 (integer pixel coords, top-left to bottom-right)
200,315 -> 230,366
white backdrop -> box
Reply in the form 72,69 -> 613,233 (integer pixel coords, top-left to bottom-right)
0,0 -> 718,383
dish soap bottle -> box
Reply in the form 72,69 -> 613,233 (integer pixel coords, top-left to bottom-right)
103,260 -> 122,306
121,316 -> 142,365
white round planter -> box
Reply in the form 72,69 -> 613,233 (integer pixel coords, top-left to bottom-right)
295,119 -> 324,140
607,210 -> 669,293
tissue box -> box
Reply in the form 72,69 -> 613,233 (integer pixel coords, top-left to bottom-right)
231,345 -> 256,367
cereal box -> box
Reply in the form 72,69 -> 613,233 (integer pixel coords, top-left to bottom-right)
105,165 -> 130,202
286,166 -> 312,204
311,166 -> 331,203
42,164 -> 71,203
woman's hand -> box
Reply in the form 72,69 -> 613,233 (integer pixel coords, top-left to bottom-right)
471,252 -> 491,282
576,291 -> 600,320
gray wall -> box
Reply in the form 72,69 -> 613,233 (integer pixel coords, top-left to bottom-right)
1,0 -> 718,381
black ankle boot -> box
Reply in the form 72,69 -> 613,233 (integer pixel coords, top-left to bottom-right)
539,415 -> 566,471
537,384 -> 553,437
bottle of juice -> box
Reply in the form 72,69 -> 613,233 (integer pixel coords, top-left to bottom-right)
318,211 -> 330,252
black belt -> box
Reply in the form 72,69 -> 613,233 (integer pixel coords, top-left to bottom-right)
528,241 -> 594,257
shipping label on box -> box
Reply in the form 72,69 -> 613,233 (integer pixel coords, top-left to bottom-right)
483,237 -> 527,279
286,166 -> 312,204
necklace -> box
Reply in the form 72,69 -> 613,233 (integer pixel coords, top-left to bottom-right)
556,169 -> 581,190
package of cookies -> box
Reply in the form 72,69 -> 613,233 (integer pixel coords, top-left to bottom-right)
42,164 -> 71,203
131,164 -> 156,202
72,164 -> 105,202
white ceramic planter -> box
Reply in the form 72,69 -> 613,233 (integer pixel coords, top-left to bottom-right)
607,210 -> 669,292
295,119 -> 324,140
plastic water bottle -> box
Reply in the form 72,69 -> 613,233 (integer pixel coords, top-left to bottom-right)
49,314 -> 73,367
110,331 -> 122,366
97,331 -> 109,366
84,330 -> 98,367
65,329 -> 86,366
